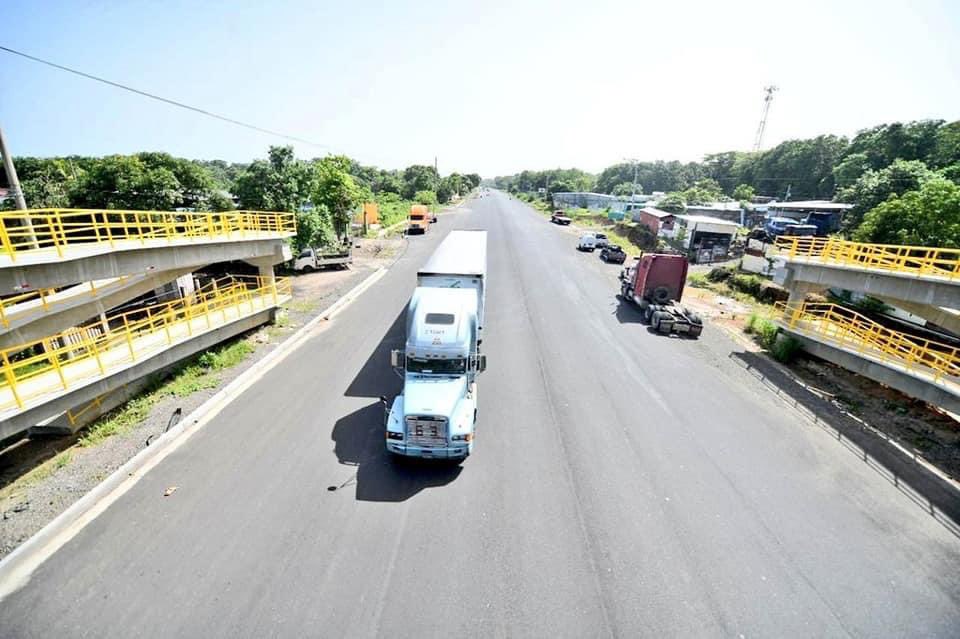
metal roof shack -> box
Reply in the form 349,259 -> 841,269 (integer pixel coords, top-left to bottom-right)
675,215 -> 742,230
419,229 -> 487,277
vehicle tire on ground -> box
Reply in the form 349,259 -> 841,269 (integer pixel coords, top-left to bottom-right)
643,305 -> 654,323
689,324 -> 703,338
303,265 -> 315,273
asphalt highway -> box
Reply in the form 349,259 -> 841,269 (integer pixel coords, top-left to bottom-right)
2,192 -> 958,637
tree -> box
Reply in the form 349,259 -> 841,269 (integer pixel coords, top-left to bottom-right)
732,184 -> 755,203
293,205 -> 332,253
612,182 -> 641,197
437,179 -> 454,204
402,165 -> 439,199
682,178 -> 723,205
312,155 -> 362,238
414,190 -> 437,205
853,178 -> 960,247
234,146 -> 314,212
750,135 -> 849,199
836,159 -> 937,232
206,191 -> 236,212
657,193 -> 686,213
832,152 -> 872,188
931,121 -> 960,169
71,155 -> 181,210
845,120 -> 944,170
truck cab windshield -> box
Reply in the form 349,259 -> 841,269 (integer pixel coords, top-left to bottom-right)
406,357 -> 466,375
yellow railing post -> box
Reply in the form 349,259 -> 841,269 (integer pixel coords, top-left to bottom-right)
123,315 -> 136,361
1,351 -> 24,409
89,337 -> 107,376
47,346 -> 69,391
0,217 -> 15,262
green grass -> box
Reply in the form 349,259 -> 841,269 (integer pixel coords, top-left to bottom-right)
286,299 -> 318,314
687,273 -> 710,288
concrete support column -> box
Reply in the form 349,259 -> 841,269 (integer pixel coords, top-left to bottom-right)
787,281 -> 821,304
247,256 -> 278,304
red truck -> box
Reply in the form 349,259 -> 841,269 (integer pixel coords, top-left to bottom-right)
619,254 -> 704,337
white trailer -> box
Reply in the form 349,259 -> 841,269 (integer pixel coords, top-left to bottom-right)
416,230 -> 487,330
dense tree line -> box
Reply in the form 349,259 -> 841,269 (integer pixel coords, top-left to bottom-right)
494,119 -> 960,247
0,147 -> 481,251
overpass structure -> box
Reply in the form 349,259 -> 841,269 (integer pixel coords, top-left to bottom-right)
0,208 -> 295,441
774,237 -> 960,413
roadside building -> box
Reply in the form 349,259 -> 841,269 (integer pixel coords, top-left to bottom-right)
633,207 -> 676,235
664,214 -> 741,264
684,202 -> 745,225
551,192 -> 617,210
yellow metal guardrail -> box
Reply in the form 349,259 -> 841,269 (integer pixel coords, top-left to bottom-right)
775,236 -> 960,280
0,209 -> 296,261
776,302 -> 960,383
0,276 -> 135,329
0,274 -> 290,412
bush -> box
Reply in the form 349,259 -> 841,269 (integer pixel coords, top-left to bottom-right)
744,313 -> 758,334
729,273 -> 764,298
758,282 -> 789,304
754,318 -> 780,349
707,266 -> 733,283
771,335 -> 802,363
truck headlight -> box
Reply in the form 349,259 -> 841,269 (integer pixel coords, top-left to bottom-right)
386,432 -> 404,440
451,433 -> 472,442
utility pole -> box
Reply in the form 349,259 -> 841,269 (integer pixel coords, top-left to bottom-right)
752,85 -> 778,152
0,125 -> 38,250
0,126 -> 27,210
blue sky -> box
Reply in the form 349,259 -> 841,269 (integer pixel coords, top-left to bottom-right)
2,0 -> 958,177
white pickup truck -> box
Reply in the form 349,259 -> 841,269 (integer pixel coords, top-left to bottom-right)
292,243 -> 353,272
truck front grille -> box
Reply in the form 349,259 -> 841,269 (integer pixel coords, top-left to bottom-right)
406,416 -> 448,447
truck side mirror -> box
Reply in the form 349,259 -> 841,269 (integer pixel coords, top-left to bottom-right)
475,354 -> 487,373
390,349 -> 405,369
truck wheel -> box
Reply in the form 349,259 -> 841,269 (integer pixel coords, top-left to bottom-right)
652,286 -> 671,303
643,305 -> 653,323
650,311 -> 661,330
303,265 -> 314,273
658,319 -> 674,333
689,325 -> 703,338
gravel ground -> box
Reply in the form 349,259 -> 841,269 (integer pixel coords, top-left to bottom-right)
0,237 -> 405,559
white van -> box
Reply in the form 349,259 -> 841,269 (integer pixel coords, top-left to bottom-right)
577,234 -> 597,252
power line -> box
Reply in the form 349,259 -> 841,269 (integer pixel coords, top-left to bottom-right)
0,44 -> 334,151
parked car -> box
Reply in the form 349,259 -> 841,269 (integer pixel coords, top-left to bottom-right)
577,234 -> 597,251
600,244 -> 626,264
593,232 -> 609,248
551,211 -> 572,225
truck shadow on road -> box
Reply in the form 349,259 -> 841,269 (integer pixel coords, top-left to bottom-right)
613,295 -> 645,324
332,308 -> 463,502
